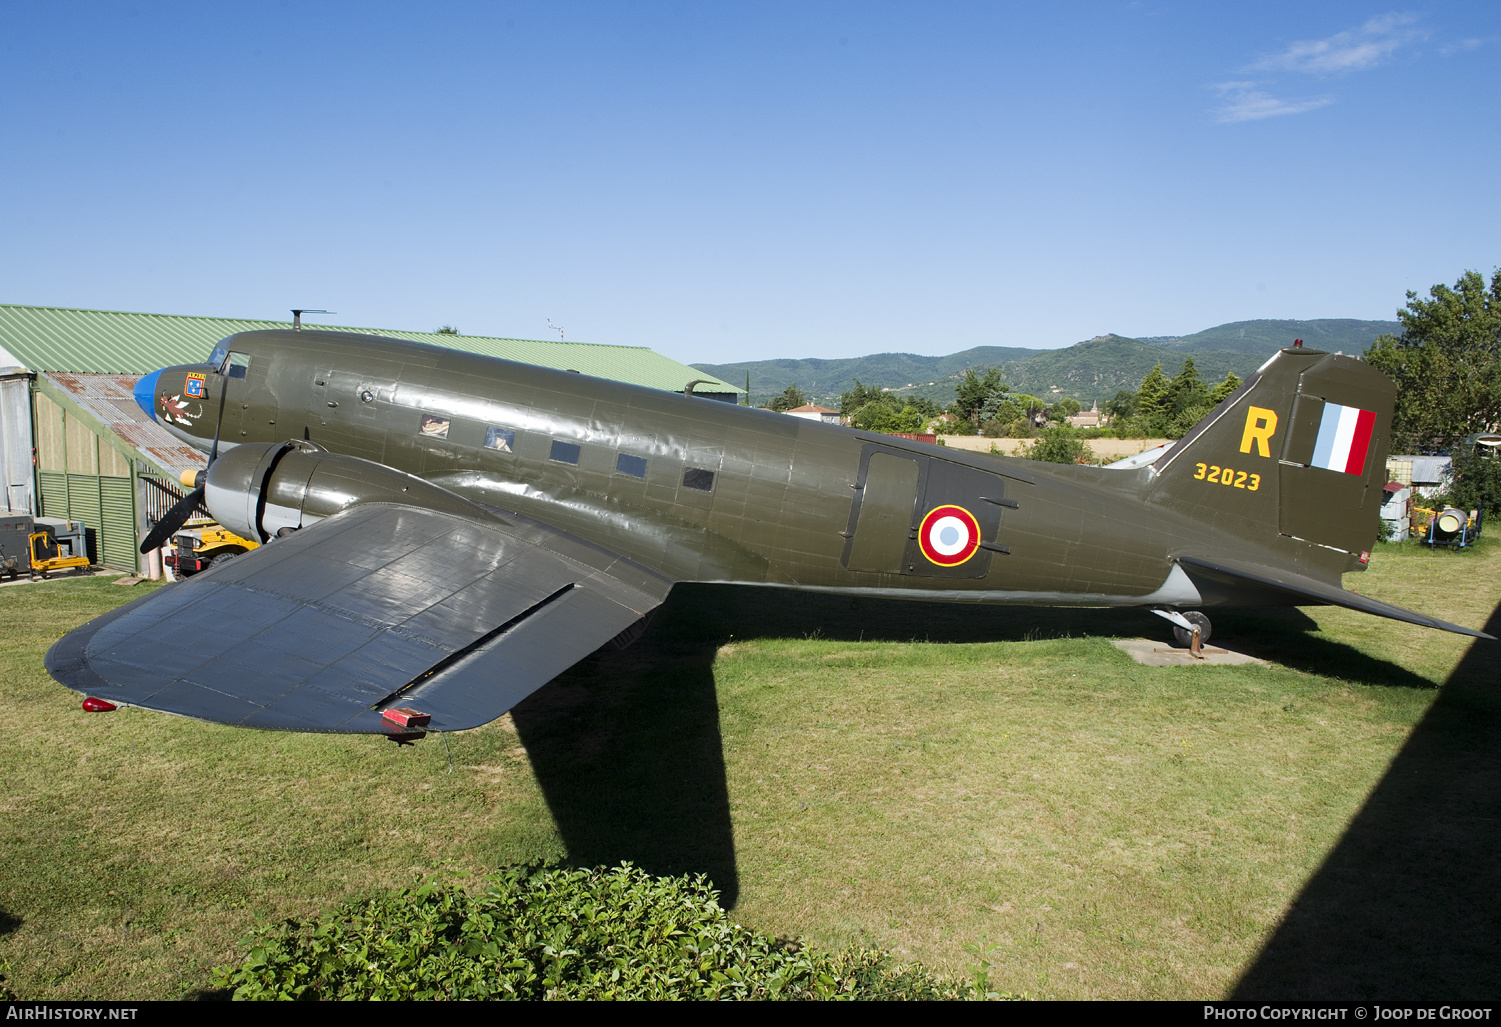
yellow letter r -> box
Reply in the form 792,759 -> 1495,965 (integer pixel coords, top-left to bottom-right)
1240,406 -> 1278,457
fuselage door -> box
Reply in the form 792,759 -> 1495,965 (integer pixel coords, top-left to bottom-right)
217,351 -> 271,442
242,350 -> 279,437
844,451 -> 920,573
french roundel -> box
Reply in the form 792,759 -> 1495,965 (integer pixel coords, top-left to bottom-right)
918,505 -> 981,567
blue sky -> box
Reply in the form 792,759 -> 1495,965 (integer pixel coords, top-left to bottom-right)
3,2 -> 1497,364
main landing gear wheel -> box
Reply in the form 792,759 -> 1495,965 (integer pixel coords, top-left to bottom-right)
1172,611 -> 1212,650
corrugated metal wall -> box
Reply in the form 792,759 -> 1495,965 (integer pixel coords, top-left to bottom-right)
0,375 -> 34,513
98,477 -> 136,569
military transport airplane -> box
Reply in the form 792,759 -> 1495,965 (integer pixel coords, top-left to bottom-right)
47,329 -> 1490,739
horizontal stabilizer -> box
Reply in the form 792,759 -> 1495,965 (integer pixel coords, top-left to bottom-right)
1176,555 -> 1493,640
48,504 -> 674,733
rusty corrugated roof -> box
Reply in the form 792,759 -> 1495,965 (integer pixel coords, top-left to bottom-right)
0,304 -> 741,396
42,372 -> 206,479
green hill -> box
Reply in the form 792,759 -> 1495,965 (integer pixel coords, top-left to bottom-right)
695,318 -> 1400,407
692,346 -> 1046,408
1139,318 -> 1402,357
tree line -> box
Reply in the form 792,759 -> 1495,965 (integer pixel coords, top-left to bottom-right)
1366,267 -> 1501,515
763,359 -> 1240,442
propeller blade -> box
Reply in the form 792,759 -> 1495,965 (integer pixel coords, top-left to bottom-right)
140,488 -> 206,554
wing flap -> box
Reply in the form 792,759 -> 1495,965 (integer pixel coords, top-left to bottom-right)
1176,555 -> 1494,639
380,584 -> 647,731
48,504 -> 673,733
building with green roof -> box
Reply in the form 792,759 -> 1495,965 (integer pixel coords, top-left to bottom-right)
0,304 -> 741,573
0,304 -> 740,397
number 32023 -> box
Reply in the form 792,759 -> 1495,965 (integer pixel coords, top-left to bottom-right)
1195,463 -> 1261,490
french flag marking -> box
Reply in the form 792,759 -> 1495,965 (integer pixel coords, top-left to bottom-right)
1311,403 -> 1376,475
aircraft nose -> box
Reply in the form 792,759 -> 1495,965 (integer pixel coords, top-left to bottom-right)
133,369 -> 162,421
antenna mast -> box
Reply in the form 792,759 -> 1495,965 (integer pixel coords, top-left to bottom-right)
291,309 -> 334,331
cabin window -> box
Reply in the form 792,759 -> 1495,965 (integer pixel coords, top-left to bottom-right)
420,414 -> 450,439
615,454 -> 647,478
484,426 -> 516,453
683,467 -> 715,492
550,440 -> 581,465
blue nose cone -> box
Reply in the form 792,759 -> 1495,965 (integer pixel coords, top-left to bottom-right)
134,369 -> 162,421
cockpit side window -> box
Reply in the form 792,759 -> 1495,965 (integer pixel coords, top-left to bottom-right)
208,342 -> 230,367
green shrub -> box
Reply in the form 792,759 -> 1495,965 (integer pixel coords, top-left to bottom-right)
1018,426 -> 1094,465
213,864 -> 1013,1001
1447,451 -> 1501,516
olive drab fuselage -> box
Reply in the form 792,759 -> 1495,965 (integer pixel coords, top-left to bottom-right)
146,330 -> 1377,610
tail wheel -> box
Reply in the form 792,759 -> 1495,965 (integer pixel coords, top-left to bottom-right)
1172,611 -> 1211,648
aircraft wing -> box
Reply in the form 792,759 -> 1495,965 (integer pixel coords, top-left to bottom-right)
1176,555 -> 1494,640
48,504 -> 674,734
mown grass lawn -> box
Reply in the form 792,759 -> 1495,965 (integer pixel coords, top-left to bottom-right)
1,536 -> 1496,1000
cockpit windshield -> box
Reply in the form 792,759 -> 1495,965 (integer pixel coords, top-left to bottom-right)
206,338 -> 251,377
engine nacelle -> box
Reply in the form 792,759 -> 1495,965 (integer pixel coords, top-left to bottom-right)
203,441 -> 486,542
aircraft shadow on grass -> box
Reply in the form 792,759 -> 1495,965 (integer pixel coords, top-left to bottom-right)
1233,600 -> 1501,1001
507,585 -> 1438,910
510,621 -> 740,906
1210,607 -> 1439,691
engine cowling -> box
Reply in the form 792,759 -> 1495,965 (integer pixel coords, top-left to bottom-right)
203,441 -> 485,542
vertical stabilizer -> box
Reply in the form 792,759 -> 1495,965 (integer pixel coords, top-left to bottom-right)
1147,347 -> 1395,584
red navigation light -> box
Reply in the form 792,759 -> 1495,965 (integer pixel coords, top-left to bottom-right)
82,697 -> 117,712
1293,339 -> 1303,347
382,707 -> 431,728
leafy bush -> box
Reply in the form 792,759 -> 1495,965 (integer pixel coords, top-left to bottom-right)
1018,426 -> 1094,465
1447,451 -> 1501,516
214,864 -> 1013,1001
